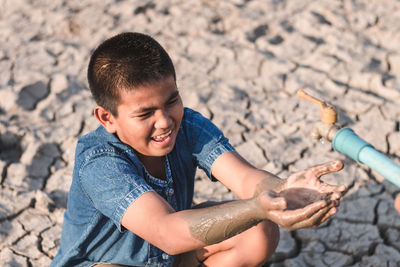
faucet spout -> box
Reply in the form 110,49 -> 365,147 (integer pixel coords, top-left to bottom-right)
311,122 -> 340,142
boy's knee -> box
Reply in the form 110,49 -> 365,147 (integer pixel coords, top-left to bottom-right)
253,220 -> 280,260
263,220 -> 280,247
198,220 -> 280,266
234,220 -> 280,265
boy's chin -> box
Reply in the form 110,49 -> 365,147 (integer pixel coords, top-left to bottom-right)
146,146 -> 175,158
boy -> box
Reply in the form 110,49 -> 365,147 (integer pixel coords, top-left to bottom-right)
52,32 -> 346,267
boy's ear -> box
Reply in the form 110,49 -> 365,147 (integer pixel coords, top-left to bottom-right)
94,106 -> 117,133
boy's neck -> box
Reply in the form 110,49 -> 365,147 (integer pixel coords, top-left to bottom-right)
139,155 -> 167,180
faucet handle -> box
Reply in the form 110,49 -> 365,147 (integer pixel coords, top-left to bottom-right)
297,89 -> 337,124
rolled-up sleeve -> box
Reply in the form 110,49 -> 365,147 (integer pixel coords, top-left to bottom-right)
185,109 -> 235,180
78,150 -> 154,231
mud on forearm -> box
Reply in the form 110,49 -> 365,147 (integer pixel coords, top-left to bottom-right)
184,198 -> 265,245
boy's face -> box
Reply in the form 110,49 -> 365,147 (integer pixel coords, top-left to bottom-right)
102,76 -> 184,160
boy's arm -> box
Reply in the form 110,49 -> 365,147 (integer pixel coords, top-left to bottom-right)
121,152 -> 345,255
121,186 -> 331,255
211,151 -> 345,199
211,151 -> 346,221
211,151 -> 284,199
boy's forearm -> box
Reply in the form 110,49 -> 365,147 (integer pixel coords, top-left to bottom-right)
211,152 -> 285,199
241,169 -> 285,198
253,171 -> 285,195
182,197 -> 265,245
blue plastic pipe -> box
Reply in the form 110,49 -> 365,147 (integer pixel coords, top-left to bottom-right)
332,127 -> 400,187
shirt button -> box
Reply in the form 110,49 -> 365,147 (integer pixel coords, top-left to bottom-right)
167,188 -> 174,196
162,253 -> 169,260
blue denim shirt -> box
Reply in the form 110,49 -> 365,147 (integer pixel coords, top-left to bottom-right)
51,108 -> 235,267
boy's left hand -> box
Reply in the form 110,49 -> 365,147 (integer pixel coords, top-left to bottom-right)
278,160 -> 346,224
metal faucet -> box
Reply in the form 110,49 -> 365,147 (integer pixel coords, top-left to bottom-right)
297,89 -> 400,187
297,89 -> 340,142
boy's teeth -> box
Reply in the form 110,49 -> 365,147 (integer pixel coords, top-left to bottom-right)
154,130 -> 172,139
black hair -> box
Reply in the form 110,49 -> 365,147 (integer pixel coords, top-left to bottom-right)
87,32 -> 176,116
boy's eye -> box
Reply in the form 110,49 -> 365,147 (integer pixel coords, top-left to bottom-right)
137,112 -> 152,118
168,98 -> 178,105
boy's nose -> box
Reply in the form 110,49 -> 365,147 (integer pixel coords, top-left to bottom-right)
154,110 -> 172,129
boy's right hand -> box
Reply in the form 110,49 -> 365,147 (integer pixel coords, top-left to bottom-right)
256,189 -> 335,231
256,161 -> 346,231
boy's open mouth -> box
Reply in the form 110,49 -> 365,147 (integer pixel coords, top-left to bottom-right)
151,129 -> 172,142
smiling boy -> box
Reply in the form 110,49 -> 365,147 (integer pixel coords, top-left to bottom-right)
97,76 -> 183,174
52,32 -> 346,267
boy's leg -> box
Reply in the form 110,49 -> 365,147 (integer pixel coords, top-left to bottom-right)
395,193 -> 400,214
174,219 -> 279,267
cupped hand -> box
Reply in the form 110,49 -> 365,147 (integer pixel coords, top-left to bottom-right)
256,189 -> 336,231
279,160 -> 346,204
278,188 -> 333,210
256,161 -> 347,230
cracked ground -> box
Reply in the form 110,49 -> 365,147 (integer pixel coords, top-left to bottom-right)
1,0 -> 400,266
